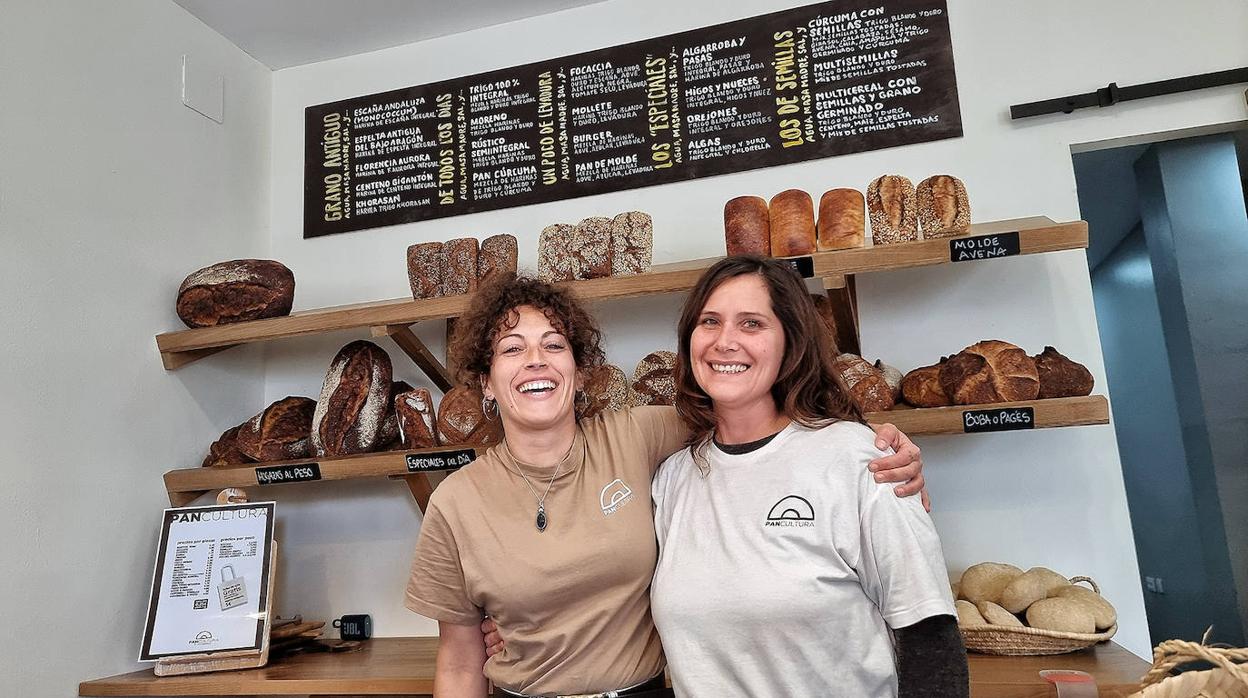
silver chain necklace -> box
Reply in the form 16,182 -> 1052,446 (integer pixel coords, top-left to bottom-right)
516,460 -> 562,532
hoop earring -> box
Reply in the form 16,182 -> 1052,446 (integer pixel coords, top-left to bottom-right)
482,395 -> 498,421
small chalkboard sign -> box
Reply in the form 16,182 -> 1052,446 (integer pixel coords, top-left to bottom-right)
949,231 -> 1021,262
406,449 -> 476,473
255,463 -> 322,486
962,406 -> 1035,433
780,256 -> 815,279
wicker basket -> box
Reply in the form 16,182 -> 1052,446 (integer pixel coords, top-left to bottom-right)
960,576 -> 1117,656
1129,630 -> 1248,697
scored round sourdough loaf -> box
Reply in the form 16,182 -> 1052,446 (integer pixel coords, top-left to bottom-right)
900,361 -> 951,407
1033,346 -> 1094,398
176,259 -> 295,328
939,340 -> 1040,405
311,341 -> 394,457
723,196 -> 770,256
201,424 -> 251,467
396,387 -> 439,449
236,396 -> 317,462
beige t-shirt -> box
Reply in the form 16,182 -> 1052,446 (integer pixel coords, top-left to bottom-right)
405,406 -> 688,696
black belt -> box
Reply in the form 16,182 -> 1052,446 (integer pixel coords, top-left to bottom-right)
495,674 -> 671,698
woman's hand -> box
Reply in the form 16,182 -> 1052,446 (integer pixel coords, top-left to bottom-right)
868,423 -> 930,512
481,617 -> 505,657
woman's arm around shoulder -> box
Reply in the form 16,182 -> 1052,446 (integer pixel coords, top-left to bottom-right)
434,620 -> 489,698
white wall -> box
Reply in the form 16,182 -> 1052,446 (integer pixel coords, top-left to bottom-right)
261,0 -> 1248,659
0,1 -> 271,695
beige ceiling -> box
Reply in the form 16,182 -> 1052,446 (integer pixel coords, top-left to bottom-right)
172,0 -> 606,70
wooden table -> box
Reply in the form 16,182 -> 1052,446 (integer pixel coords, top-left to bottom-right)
80,637 -> 1150,697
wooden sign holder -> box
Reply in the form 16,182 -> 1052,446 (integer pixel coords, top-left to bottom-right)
154,489 -> 277,677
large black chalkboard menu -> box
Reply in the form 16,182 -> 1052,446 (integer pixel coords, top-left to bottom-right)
304,0 -> 960,238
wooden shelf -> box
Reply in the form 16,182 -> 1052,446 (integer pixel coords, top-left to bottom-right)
155,216 -> 1087,369
79,637 -> 1149,697
865,395 -> 1110,436
164,445 -> 482,507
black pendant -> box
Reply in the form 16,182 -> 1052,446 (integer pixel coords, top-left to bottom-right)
536,505 -> 547,532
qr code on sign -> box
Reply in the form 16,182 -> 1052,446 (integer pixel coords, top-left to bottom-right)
194,599 -> 208,610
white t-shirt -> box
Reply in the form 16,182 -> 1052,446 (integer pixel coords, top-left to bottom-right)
650,420 -> 956,698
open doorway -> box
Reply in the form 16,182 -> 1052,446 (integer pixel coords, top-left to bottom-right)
1073,124 -> 1248,647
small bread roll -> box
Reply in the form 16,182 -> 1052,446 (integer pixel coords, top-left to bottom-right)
724,196 -> 770,256
769,189 -> 816,256
1001,567 -> 1072,614
959,562 -> 1024,605
956,600 -> 987,627
867,175 -> 918,245
917,174 -> 971,238
1052,585 -> 1117,631
817,188 -> 865,250
1026,598 -> 1096,634
976,601 -> 1025,628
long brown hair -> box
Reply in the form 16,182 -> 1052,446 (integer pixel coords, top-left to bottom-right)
674,255 -> 863,464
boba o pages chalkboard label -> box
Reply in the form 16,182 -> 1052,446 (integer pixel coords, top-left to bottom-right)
304,0 -> 961,238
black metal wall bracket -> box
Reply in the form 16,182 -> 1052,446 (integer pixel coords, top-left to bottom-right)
1010,67 -> 1248,120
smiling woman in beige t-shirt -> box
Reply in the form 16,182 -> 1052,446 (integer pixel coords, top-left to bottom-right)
404,273 -> 926,698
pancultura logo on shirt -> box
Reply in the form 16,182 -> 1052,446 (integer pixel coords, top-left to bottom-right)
765,495 -> 816,528
600,478 -> 634,515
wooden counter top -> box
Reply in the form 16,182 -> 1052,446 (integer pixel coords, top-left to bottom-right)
81,637 -> 1150,697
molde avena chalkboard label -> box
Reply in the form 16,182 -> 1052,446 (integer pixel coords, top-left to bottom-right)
950,231 -> 1021,262
255,463 -> 322,485
406,449 -> 476,473
962,407 -> 1035,433
305,0 -> 961,238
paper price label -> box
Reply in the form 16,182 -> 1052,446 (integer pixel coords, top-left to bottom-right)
962,407 -> 1035,433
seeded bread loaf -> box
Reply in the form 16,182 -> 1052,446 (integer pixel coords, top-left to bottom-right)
610,211 -> 653,276
723,196 -> 770,256
917,174 -> 971,238
236,396 -> 317,462
581,364 -> 632,420
538,224 -> 577,282
867,175 -> 918,245
311,341 -> 394,457
406,242 -> 444,299
572,217 -> 613,280
478,234 -> 518,286
442,238 -> 479,296
176,259 -> 295,328
631,351 -> 677,406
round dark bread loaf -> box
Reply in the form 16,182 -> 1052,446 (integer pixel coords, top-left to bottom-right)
581,364 -> 632,420
311,341 -> 394,457
939,340 -> 1039,405
631,351 -> 677,406
901,361 -> 951,407
437,385 -> 504,446
396,387 -> 439,449
833,353 -> 895,413
236,396 -> 316,462
406,242 -> 444,299
176,259 -> 294,328
202,424 -> 251,467
1034,346 -> 1094,398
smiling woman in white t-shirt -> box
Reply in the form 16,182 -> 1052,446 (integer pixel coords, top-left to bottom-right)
650,255 -> 969,698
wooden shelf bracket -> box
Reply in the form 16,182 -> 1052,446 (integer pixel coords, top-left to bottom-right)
371,324 -> 454,392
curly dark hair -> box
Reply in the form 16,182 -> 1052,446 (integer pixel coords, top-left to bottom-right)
448,272 -> 606,387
